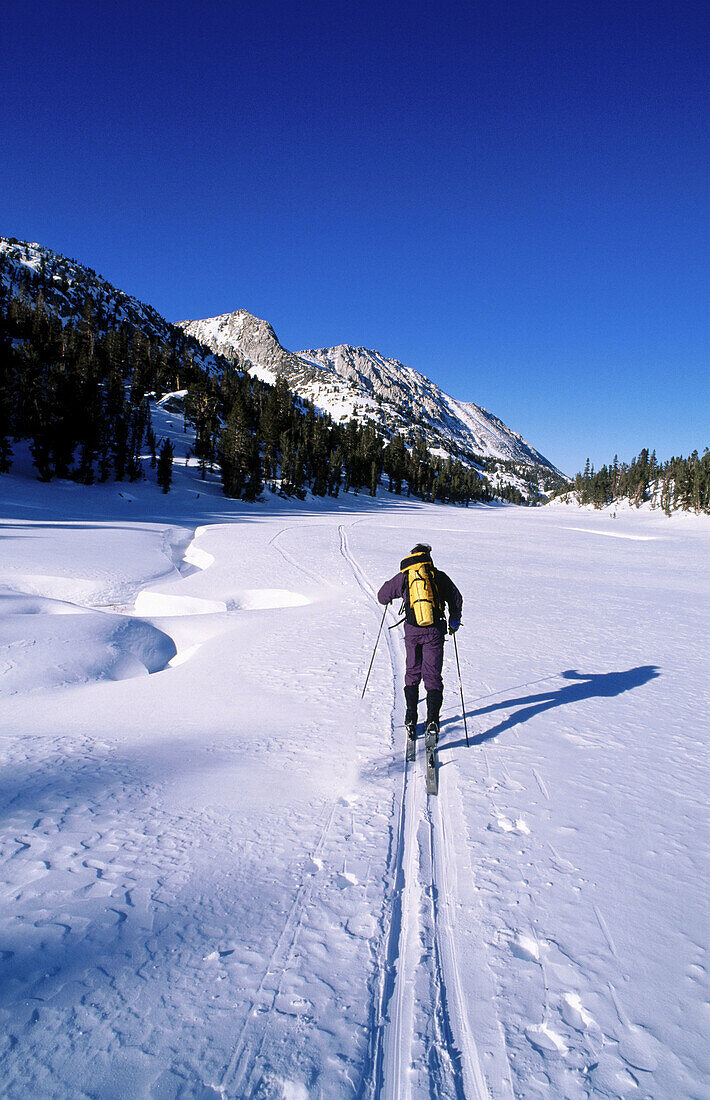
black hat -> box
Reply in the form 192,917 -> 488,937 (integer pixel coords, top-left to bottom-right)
401,544 -> 433,572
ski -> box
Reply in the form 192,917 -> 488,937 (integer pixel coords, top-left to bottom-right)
405,721 -> 416,763
425,726 -> 438,795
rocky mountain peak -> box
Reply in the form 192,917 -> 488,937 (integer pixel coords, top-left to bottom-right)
178,308 -> 563,481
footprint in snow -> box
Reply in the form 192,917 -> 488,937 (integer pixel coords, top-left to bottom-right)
548,844 -> 576,873
560,992 -> 597,1033
500,775 -> 526,792
510,933 -> 541,962
346,913 -> 377,938
336,870 -> 359,888
203,948 -> 235,962
274,993 -> 312,1017
525,1022 -> 568,1057
587,1054 -> 641,1096
489,814 -> 531,835
617,1026 -> 661,1072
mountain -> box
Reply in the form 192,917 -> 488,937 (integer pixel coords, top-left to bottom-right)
179,309 -> 563,483
1,236 -> 565,500
0,237 -> 226,379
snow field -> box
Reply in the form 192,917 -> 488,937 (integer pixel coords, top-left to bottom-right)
1,470 -> 708,1098
347,508 -> 710,1098
0,491 -> 421,1095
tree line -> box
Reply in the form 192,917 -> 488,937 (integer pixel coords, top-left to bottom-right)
555,448 -> 710,515
186,369 -> 494,505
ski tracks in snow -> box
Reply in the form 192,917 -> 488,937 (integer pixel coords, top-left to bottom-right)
268,525 -> 338,592
213,521 -> 415,1098
338,524 -> 492,1100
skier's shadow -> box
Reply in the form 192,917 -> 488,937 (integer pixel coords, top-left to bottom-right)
441,666 -> 660,750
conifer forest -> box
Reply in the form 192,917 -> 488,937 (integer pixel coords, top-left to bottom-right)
557,449 -> 710,515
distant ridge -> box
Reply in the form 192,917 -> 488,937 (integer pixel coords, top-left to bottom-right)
180,309 -> 563,480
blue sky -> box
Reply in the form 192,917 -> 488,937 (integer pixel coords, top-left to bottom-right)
1,0 -> 707,474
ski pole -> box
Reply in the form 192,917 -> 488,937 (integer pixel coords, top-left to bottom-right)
453,632 -> 469,747
361,604 -> 388,699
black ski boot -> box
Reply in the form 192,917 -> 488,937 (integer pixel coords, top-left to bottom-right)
404,684 -> 419,739
425,689 -> 443,746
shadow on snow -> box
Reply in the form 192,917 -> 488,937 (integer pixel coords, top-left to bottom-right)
441,666 -> 661,750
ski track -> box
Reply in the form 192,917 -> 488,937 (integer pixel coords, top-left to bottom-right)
215,521 -> 403,1099
564,527 -> 661,542
268,524 -> 338,591
337,523 -> 420,1096
338,524 -> 490,1099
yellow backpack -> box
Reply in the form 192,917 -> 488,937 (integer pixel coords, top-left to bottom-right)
400,549 -> 442,627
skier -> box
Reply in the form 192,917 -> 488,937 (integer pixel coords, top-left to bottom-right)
377,543 -> 463,743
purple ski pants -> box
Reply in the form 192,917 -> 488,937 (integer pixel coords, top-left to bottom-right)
404,623 -> 445,692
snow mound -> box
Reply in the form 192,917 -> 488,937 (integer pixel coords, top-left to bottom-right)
227,588 -> 311,611
5,573 -> 101,605
133,588 -> 309,617
0,590 -> 84,616
525,1023 -> 568,1057
0,600 -> 177,694
183,543 -> 215,571
134,591 -> 228,617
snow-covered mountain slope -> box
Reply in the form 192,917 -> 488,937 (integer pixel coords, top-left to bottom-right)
1,237 -> 165,336
180,309 -> 563,477
0,237 -> 228,377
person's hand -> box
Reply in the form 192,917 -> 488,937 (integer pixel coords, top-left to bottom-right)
448,619 -> 460,634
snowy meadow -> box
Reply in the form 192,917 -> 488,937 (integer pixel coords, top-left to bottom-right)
1,440 -> 708,1098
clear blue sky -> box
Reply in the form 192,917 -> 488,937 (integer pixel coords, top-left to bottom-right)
2,0 -> 708,474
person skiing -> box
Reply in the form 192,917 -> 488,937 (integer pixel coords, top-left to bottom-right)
377,543 -> 463,744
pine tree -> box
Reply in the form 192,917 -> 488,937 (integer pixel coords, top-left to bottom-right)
157,438 -> 174,493
218,394 -> 252,498
327,445 -> 342,497
259,389 -> 280,479
369,459 -> 379,498
146,423 -> 157,468
243,437 -> 263,501
185,382 -> 219,479
0,330 -> 15,473
383,434 -> 407,494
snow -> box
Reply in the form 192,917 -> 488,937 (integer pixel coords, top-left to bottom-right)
0,241 -> 42,274
563,526 -> 661,541
1,454 -> 709,1097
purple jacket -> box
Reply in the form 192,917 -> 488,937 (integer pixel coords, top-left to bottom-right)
378,568 -> 463,627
